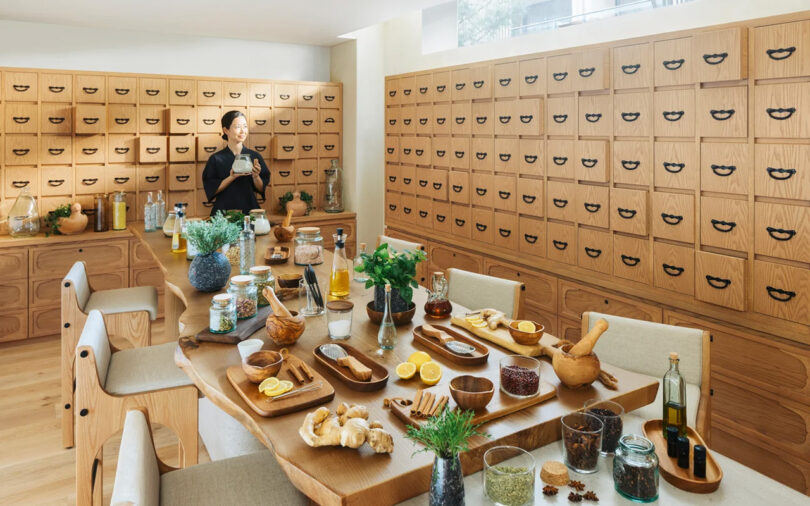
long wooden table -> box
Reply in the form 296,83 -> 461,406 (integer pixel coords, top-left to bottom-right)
133,228 -> 659,506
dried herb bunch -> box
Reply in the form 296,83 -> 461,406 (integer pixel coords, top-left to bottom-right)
185,212 -> 240,256
405,408 -> 488,459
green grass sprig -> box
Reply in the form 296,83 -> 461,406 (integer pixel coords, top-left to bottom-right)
406,407 -> 490,459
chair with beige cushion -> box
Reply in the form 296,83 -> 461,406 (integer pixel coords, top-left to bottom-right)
111,409 -> 308,506
62,260 -> 159,448
376,234 -> 428,285
198,398 -> 265,461
582,311 -> 710,439
75,310 -> 198,506
446,268 -> 524,319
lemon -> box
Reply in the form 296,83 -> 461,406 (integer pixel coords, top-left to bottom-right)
407,351 -> 432,368
258,377 -> 280,393
470,320 -> 488,328
419,361 -> 442,386
263,380 -> 294,397
396,362 -> 417,380
517,320 -> 536,333
464,314 -> 482,322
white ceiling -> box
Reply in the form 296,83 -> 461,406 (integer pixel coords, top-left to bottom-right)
0,0 -> 449,46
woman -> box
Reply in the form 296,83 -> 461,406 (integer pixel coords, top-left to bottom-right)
202,110 -> 270,215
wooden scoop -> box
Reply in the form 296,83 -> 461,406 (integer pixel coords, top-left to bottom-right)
568,318 -> 608,357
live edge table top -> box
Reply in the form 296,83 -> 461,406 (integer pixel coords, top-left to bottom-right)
132,227 -> 659,506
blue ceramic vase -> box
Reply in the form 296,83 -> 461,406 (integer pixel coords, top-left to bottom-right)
429,454 -> 465,506
188,252 -> 231,292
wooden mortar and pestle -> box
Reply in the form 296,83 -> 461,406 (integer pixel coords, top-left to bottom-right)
263,286 -> 305,346
550,318 -> 609,389
273,209 -> 296,242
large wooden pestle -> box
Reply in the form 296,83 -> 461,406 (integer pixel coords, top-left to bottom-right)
568,318 -> 609,357
263,286 -> 305,345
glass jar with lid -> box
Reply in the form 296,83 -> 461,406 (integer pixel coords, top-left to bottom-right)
162,211 -> 177,237
613,434 -> 659,502
227,275 -> 258,319
209,294 -> 237,333
250,265 -> 275,307
294,226 -> 324,265
249,209 -> 271,236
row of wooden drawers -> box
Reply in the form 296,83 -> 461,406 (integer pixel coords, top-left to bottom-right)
2,72 -> 340,108
386,99 -> 541,136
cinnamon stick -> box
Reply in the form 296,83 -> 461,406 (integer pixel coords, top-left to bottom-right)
299,361 -> 314,381
430,396 -> 448,417
411,389 -> 423,416
417,392 -> 434,417
288,363 -> 305,383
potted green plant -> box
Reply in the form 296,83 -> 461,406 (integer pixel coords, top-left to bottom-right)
185,212 -> 240,292
43,203 -> 72,237
355,243 -> 426,313
279,191 -> 313,216
406,408 -> 489,506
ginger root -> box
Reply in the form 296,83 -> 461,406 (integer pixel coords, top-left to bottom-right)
481,308 -> 508,330
299,402 -> 393,453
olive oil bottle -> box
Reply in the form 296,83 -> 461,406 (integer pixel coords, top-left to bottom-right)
662,351 -> 687,437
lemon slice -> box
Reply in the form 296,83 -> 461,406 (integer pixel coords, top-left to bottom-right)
420,361 -> 442,386
396,362 -> 417,380
263,380 -> 294,397
407,351 -> 432,368
464,314 -> 482,322
517,321 -> 536,333
258,377 -> 280,393
470,320 -> 488,328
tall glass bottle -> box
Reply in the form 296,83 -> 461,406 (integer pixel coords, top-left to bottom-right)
238,215 -> 255,275
329,228 -> 350,299
144,192 -> 156,232
155,190 -> 167,228
324,159 -> 344,213
94,193 -> 107,232
171,207 -> 187,253
424,271 -> 452,318
353,242 -> 368,283
377,284 -> 397,350
662,352 -> 687,437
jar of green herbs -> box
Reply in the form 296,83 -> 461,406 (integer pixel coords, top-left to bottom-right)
483,446 -> 535,506
209,294 -> 236,333
249,265 -> 275,307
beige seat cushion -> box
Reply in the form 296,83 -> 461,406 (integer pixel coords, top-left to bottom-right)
105,342 -> 192,395
160,451 -> 308,505
85,286 -> 159,320
377,235 -> 423,253
111,411 -> 160,506
198,398 -> 265,461
447,268 -> 522,319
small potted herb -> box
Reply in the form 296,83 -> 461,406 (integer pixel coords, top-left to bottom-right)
44,203 -> 73,237
406,408 -> 489,506
185,212 -> 240,292
279,191 -> 313,216
355,243 -> 426,314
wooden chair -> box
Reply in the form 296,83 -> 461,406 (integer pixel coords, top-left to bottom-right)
446,267 -> 524,319
582,311 -> 711,440
62,260 -> 158,448
376,234 -> 428,286
111,409 -> 308,505
75,310 -> 198,506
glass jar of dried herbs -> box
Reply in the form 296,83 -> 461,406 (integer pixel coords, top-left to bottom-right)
613,434 -> 659,502
483,446 -> 535,506
209,294 -> 236,333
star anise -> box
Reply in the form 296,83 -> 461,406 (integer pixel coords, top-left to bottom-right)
568,480 -> 586,491
583,490 -> 599,502
568,492 -> 583,502
542,485 -> 559,496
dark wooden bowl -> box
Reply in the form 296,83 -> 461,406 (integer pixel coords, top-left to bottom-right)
449,375 -> 494,411
242,350 -> 283,383
366,301 -> 416,326
508,320 -> 545,345
277,273 -> 303,289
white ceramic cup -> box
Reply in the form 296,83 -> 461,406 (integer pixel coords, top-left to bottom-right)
237,339 -> 264,361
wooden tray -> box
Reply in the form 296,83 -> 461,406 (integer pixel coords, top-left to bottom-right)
313,343 -> 389,392
195,305 -> 272,344
227,352 -> 335,417
451,313 -> 544,357
642,419 -> 722,493
389,377 -> 555,428
264,246 -> 290,265
412,325 -> 489,365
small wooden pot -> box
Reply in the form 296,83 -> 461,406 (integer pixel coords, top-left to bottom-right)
551,344 -> 601,390
273,225 -> 295,243
366,301 -> 416,326
507,321 -> 544,345
449,375 -> 494,411
242,350 -> 283,383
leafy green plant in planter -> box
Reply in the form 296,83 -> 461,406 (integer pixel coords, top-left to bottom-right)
223,210 -> 245,229
279,191 -> 313,215
355,243 -> 426,313
185,212 -> 241,292
44,204 -> 72,237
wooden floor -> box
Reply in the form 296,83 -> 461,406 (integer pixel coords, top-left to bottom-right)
0,320 -> 211,505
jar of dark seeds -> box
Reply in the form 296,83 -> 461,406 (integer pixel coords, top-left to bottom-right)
584,398 -> 625,455
227,275 -> 258,319
561,412 -> 603,473
499,355 -> 541,398
208,294 -> 236,333
613,434 -> 659,502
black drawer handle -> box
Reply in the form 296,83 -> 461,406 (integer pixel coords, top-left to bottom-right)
204,146 -> 217,153
455,82 -> 465,90
524,75 -> 538,84
115,118 -> 130,125
403,119 -> 411,125
621,254 -> 640,266
662,110 -> 684,122
302,119 -> 314,126
433,182 -> 442,190
436,117 -> 446,125
403,148 -> 412,155
621,64 -> 640,75
144,176 -> 159,183
388,176 -> 396,183
114,146 -> 129,154
552,240 -> 568,250
552,114 -> 567,124
584,247 -> 602,258
282,146 -> 295,152
202,201 -> 214,208
11,180 -> 29,188
552,198 -> 568,208
12,116 -> 30,124
12,148 -> 30,156
403,89 -> 411,96
552,72 -> 567,81
419,210 -> 428,218
202,119 -> 216,125
524,233 -> 538,244
552,156 -> 568,166
419,118 -> 428,125
145,147 -> 161,154
418,179 -> 428,187
403,207 -> 412,215
519,114 -> 533,124
766,286 -> 796,302
255,119 -> 269,126
12,84 -> 30,92
254,145 -> 266,152
662,263 -> 684,276
455,117 -> 466,124
386,148 -> 395,154
82,178 -> 99,185
621,160 -> 640,171
475,152 -> 487,160
48,117 -> 65,124
583,202 -> 601,213
279,119 -> 291,126
436,214 -> 446,222
48,148 -> 65,155
766,107 -> 796,120
254,92 -> 266,99
436,150 -> 446,157
581,158 -> 598,168
499,228 -> 512,238
709,109 -> 735,121
175,175 -> 190,182
115,88 -> 130,95
662,59 -> 685,70
174,90 -> 188,97
82,148 -> 98,155
522,194 -> 536,204
705,275 -> 731,289
389,204 -> 397,212
473,80 -> 484,88
436,85 -> 446,92
82,87 -> 98,94
584,113 -> 602,123
403,178 -> 412,184
114,177 -> 130,184
452,185 -> 463,193
419,87 -> 428,94
663,162 -> 685,173
324,145 -> 335,150
661,213 -> 683,225
145,118 -> 160,125
278,94 -> 290,100
499,153 -> 512,162
475,223 -> 487,232
325,95 -> 336,102
711,164 -> 736,177
48,86 -> 65,93
711,219 -> 736,232
279,171 -> 291,177
475,116 -> 488,124
617,208 -> 637,219
175,146 -> 190,154
475,187 -> 487,196
145,89 -> 160,96
766,226 -> 796,241
498,115 -> 511,124
766,167 -> 795,180
578,67 -> 595,78
48,179 -> 65,186
203,91 -> 216,98
702,52 -> 728,65
455,218 -> 465,226
524,155 -> 537,164
498,191 -> 511,200
300,168 -> 314,176
621,112 -> 640,122
499,78 -> 511,86
766,47 -> 796,61
455,151 -> 465,159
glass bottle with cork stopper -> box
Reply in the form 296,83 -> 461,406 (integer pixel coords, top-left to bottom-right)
662,351 -> 687,437
238,215 -> 255,275
329,227 -> 350,300
377,284 -> 397,351
171,205 -> 186,253
424,271 -> 452,318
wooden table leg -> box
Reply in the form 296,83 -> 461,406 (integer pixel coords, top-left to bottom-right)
164,281 -> 184,341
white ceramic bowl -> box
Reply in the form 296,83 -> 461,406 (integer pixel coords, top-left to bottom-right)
237,339 -> 264,361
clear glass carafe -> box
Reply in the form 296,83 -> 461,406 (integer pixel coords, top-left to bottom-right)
424,271 -> 452,319
324,159 -> 344,213
8,187 -> 40,238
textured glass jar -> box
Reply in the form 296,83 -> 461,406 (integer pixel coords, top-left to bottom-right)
250,209 -> 271,235
250,265 -> 275,307
162,211 -> 177,237
227,275 -> 258,320
209,294 -> 236,333
8,187 -> 40,237
613,434 -> 659,502
323,159 -> 344,213
294,226 -> 324,265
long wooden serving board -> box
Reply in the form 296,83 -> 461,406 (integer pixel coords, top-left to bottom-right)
450,313 -> 545,356
412,325 -> 489,365
227,352 -> 335,417
195,305 -> 273,344
643,419 -> 722,493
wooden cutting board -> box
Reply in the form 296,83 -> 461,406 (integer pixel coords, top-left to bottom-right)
450,313 -> 546,356
195,305 -> 273,344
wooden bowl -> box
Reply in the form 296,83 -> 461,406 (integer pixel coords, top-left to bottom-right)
273,225 -> 295,243
366,301 -> 416,326
551,344 -> 601,390
508,320 -> 544,345
277,273 -> 303,289
242,350 -> 283,383
449,375 -> 494,411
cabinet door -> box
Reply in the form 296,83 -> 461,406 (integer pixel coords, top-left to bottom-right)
701,196 -> 749,252
653,242 -> 695,296
700,142 -> 749,195
30,240 -> 129,279
578,228 -> 612,275
696,86 -> 747,138
695,251 -> 746,311
429,243 -> 481,274
613,43 -> 651,89
613,92 -> 651,137
654,89 -> 695,137
614,141 -> 651,186
652,192 -> 695,243
752,20 -> 810,79
654,37 -> 693,86
613,235 -> 652,285
694,27 -> 747,82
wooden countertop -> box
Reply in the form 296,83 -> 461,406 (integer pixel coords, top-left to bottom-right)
0,228 -> 133,248
266,210 -> 356,224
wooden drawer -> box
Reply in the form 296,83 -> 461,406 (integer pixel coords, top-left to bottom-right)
517,178 -> 543,218
470,138 -> 493,172
652,192 -> 694,243
169,79 -> 195,105
611,188 -> 648,236
613,235 -> 651,285
4,135 -> 37,166
139,78 -> 167,104
452,102 -> 471,135
755,202 -> 810,263
401,194 -> 416,224
400,166 -> 415,195
485,260 -> 556,312
0,250 -> 27,280
5,103 -> 38,133
222,81 -> 247,107
433,71 -> 450,101
471,101 -> 493,136
399,105 -> 414,134
694,27 -> 747,82
493,138 -> 518,174
558,317 -> 582,343
578,95 -> 611,137
754,260 -> 810,325
168,164 -> 195,191
451,68 -> 471,101
451,137 -> 469,170
575,141 -> 609,183
654,37 -> 693,86
515,99 -> 542,136
558,279 -> 662,322
613,92 -> 651,137
320,85 -> 340,108
319,109 -> 339,133
105,166 -> 137,193
30,270 -> 128,308
547,222 -> 577,265
169,135 -> 195,163
519,216 -> 545,258
654,89 -> 695,137
470,65 -> 492,100
296,159 -> 317,184
415,169 -> 430,198
169,106 -> 195,134
613,43 -> 651,89
547,54 -> 575,94
30,239 -> 128,279
131,266 -> 163,289
433,104 -> 450,135
413,137 -> 431,166
432,136 -> 449,166
385,79 -> 400,106
448,171 -> 469,205
494,62 -> 517,98
197,106 -> 221,134
197,80 -> 222,106
613,141 -> 651,186
139,135 -> 167,163
414,74 -> 433,103
433,201 -> 451,234
654,142 -> 698,190
29,306 -> 60,338
415,104 -> 432,133
415,196 -> 432,230
139,105 -> 166,134
518,57 -> 545,96
653,242 -> 695,296
399,77 -> 415,105
137,165 -> 165,193
428,243 -> 481,275
695,251 -> 745,311
197,134 -> 224,161
385,192 -> 401,223
701,196 -> 749,252
754,144 -> 810,200
75,104 -> 106,134
519,139 -> 543,177
0,279 -> 26,310
272,135 -> 296,159
106,76 -> 134,104
4,71 -> 38,101
696,86 -> 747,138
40,135 -> 72,165
547,140 -> 575,178
247,133 -> 270,158
451,204 -> 471,239
4,167 -> 37,198
269,83 -> 295,108
578,228 -> 612,275
274,108 -> 295,133
40,166 -> 72,196
547,181 -> 575,222
493,212 -> 518,251
75,166 -> 104,195
319,133 -> 339,159
526,306 -> 556,337
297,107 -> 317,133
0,310 -> 27,343
297,134 -> 318,159
430,169 -> 447,200
400,136 -> 415,165
108,135 -> 137,163
753,20 -> 810,79
700,142 -> 749,195
40,103 -> 71,134
471,208 -> 493,245
546,96 -> 576,136
754,82 -> 810,138
63,74 -> 96,102
576,48 -> 610,91
385,136 -> 399,163
108,104 -> 137,134
576,184 -> 609,229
